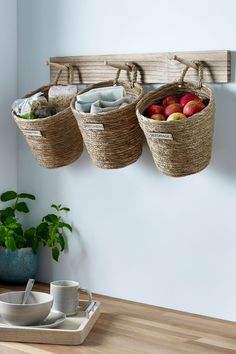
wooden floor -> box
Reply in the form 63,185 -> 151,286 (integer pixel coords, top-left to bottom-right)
0,282 -> 236,354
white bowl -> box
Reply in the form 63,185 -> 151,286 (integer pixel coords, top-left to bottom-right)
0,291 -> 53,326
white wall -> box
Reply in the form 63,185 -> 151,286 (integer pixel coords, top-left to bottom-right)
0,0 -> 17,189
17,0 -> 236,321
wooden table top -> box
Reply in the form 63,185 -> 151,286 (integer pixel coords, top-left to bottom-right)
0,282 -> 236,354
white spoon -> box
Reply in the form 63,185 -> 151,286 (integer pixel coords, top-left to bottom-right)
22,278 -> 35,304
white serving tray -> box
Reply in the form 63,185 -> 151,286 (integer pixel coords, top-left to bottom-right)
0,300 -> 101,345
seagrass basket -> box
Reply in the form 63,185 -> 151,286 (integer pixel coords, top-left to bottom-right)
12,68 -> 83,169
136,63 -> 215,177
71,65 -> 144,169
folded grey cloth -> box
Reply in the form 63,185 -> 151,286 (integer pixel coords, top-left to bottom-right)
76,86 -> 126,113
90,97 -> 133,114
75,101 -> 91,113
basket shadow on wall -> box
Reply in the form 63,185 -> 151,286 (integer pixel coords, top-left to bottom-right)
211,86 -> 236,179
210,51 -> 236,179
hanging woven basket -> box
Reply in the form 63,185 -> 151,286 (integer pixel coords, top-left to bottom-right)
136,61 -> 215,177
71,64 -> 144,169
12,64 -> 83,169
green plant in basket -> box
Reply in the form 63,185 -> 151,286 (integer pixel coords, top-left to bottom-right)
0,190 -> 72,261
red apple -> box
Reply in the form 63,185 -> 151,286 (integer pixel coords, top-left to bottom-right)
180,93 -> 202,107
167,113 -> 187,121
183,100 -> 205,116
164,103 -> 183,117
162,96 -> 179,107
145,105 -> 164,117
150,113 -> 166,121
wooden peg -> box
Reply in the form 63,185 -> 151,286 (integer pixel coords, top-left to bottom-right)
172,55 -> 198,70
46,60 -> 70,71
104,61 -> 132,71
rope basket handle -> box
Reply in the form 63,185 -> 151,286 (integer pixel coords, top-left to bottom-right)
105,61 -> 138,88
173,55 -> 204,89
46,61 -> 74,85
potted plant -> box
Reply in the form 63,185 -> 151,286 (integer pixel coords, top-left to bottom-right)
0,190 -> 72,283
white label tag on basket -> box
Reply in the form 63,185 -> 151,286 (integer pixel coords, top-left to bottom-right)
149,132 -> 173,140
22,130 -> 42,137
84,123 -> 104,131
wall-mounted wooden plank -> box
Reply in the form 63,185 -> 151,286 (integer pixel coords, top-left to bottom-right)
49,50 -> 231,85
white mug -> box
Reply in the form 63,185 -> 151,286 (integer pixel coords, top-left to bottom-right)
50,280 -> 92,316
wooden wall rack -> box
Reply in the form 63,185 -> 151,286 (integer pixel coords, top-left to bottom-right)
49,50 -> 231,85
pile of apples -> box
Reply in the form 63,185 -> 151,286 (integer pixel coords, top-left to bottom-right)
144,93 -> 207,122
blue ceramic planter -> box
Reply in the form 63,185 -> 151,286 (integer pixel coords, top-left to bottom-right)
0,247 -> 39,284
